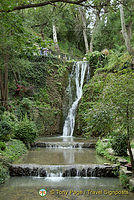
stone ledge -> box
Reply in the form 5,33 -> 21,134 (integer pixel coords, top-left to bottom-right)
9,164 -> 119,177
31,142 -> 96,148
120,167 -> 133,176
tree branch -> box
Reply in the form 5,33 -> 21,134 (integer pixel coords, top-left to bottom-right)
0,0 -> 89,13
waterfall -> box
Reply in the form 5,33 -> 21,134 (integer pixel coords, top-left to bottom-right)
63,61 -> 88,137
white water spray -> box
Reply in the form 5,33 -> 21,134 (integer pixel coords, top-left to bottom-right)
63,61 -> 88,137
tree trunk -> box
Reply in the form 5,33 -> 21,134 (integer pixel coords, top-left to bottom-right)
4,52 -> 8,108
90,10 -> 100,52
90,35 -> 94,52
79,8 -> 89,54
119,3 -> 134,55
127,21 -> 132,40
0,51 -> 9,108
52,23 -> 60,52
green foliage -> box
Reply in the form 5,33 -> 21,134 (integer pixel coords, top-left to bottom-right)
102,51 -> 132,72
85,103 -> 114,136
19,98 -> 33,110
0,121 -> 12,141
14,116 -> 37,146
0,139 -> 27,184
111,133 -> 128,156
0,139 -> 27,162
94,51 -> 132,74
0,142 -> 6,151
119,173 -> 129,189
0,163 -> 9,184
102,71 -> 134,137
93,11 -> 123,51
86,51 -> 107,69
17,98 -> 34,120
96,140 -> 117,162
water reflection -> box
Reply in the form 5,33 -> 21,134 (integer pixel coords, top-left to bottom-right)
14,148 -> 109,165
0,177 -> 133,200
62,136 -> 74,142
63,150 -> 75,164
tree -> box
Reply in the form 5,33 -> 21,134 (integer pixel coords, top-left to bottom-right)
119,1 -> 134,55
102,71 -> 134,172
79,8 -> 89,54
0,12 -> 24,108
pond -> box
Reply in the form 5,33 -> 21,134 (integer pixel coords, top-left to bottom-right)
0,137 -> 133,200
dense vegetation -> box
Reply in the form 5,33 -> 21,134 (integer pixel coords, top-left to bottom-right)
0,0 -> 134,183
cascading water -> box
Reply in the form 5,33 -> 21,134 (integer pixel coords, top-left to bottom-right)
63,61 -> 89,137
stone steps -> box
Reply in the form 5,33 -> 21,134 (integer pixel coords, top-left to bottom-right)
31,142 -> 96,148
9,164 -> 119,178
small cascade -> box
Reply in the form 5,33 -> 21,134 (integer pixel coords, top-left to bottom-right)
63,61 -> 89,137
10,164 -> 119,178
33,141 -> 96,149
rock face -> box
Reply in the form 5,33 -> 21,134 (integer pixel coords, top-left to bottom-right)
9,165 -> 46,177
9,164 -> 119,178
62,165 -> 119,177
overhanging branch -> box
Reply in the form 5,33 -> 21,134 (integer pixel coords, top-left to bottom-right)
0,0 -> 89,13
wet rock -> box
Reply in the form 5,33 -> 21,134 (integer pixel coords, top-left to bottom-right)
87,168 -> 93,177
30,168 -> 38,176
117,158 -> 128,165
70,168 -> 77,177
120,167 -> 132,176
9,164 -> 119,178
62,170 -> 70,177
62,168 -> 77,177
75,144 -> 79,148
9,166 -> 24,176
24,167 -> 31,176
36,142 -> 46,147
82,143 -> 96,148
39,168 -> 47,177
79,169 -> 87,177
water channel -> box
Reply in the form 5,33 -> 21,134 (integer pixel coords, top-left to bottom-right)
0,62 -> 133,199
0,136 -> 134,200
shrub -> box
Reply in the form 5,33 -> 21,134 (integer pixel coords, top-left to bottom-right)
0,121 -> 12,141
111,133 -> 128,156
0,164 -> 9,184
119,174 -> 129,189
1,139 -> 27,162
14,116 -> 37,147
0,142 -> 6,151
86,51 -> 107,69
96,139 -> 117,162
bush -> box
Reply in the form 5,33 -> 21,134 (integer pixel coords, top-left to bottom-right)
0,164 -> 9,184
86,51 -> 107,69
14,116 -> 37,147
18,98 -> 34,119
119,174 -> 129,189
0,142 -> 6,151
96,139 -> 117,162
1,139 -> 27,162
0,121 -> 12,141
111,133 -> 128,156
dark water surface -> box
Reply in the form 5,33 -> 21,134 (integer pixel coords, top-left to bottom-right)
14,148 -> 109,165
0,176 -> 133,200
